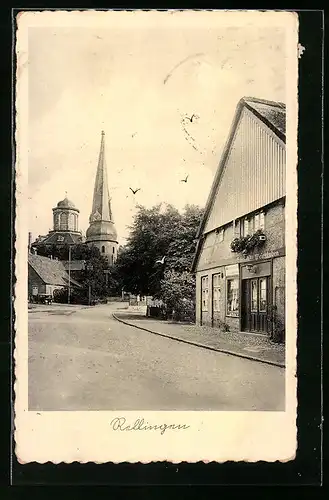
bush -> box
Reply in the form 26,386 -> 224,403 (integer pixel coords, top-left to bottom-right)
159,270 -> 196,322
268,305 -> 285,343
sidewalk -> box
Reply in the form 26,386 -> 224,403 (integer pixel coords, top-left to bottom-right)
113,312 -> 285,368
28,303 -> 90,314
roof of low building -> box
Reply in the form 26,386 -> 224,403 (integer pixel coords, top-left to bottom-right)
28,253 -> 81,287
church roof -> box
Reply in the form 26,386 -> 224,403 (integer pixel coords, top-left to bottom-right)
88,131 -> 114,224
55,197 -> 79,212
28,254 -> 81,287
34,231 -> 83,246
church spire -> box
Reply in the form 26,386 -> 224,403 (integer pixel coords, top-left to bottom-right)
86,130 -> 118,264
89,131 -> 113,223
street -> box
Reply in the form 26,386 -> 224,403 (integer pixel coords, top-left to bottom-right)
28,304 -> 285,411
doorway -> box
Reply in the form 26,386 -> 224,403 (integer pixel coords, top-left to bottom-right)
241,277 -> 270,333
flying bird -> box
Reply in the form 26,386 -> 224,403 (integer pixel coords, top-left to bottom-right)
156,256 -> 166,265
180,175 -> 189,183
183,113 -> 199,124
129,187 -> 141,195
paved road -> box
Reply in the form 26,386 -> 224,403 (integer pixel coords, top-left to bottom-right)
28,304 -> 285,411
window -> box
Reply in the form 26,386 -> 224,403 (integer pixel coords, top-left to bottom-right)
233,219 -> 240,236
242,218 -> 250,236
259,278 -> 267,312
241,211 -> 265,236
101,245 -> 105,253
255,211 -> 265,231
112,247 -> 115,254
59,212 -> 68,231
201,276 -> 209,312
251,279 -> 258,312
212,274 -> 221,312
217,228 -> 224,242
227,278 -> 239,317
54,213 -> 60,229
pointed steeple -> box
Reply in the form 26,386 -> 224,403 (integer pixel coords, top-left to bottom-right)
89,131 -> 113,223
86,131 -> 118,264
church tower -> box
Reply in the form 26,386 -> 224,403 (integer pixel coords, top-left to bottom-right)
86,131 -> 118,265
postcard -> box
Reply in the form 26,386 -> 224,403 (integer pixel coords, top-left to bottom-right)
14,9 -> 298,464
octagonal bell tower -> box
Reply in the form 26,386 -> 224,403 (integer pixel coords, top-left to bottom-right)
86,131 -> 118,265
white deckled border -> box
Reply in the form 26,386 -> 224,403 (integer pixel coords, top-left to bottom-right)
14,9 -> 299,464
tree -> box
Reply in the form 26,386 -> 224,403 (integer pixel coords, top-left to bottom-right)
112,203 -> 204,297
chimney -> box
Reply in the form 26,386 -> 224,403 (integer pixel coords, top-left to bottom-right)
28,232 -> 32,253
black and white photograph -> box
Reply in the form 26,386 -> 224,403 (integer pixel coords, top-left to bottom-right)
15,10 -> 298,463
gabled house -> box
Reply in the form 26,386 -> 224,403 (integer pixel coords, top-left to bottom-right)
191,97 -> 286,339
28,253 -> 81,300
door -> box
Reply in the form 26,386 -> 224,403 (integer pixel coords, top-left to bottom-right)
242,277 -> 270,333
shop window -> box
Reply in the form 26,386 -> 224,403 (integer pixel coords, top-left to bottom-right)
227,278 -> 239,317
212,274 -> 221,312
201,276 -> 209,312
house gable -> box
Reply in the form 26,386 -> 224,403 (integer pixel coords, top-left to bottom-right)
203,106 -> 286,236
191,97 -> 286,273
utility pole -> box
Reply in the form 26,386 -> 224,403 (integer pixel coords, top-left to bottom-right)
86,262 -> 93,306
68,245 -> 71,304
104,269 -> 110,289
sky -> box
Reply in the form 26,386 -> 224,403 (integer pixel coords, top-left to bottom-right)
27,15 -> 286,245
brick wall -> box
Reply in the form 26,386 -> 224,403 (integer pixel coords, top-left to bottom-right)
196,199 -> 285,272
195,199 -> 285,332
272,256 -> 285,327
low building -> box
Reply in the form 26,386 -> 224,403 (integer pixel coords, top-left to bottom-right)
28,253 -> 81,301
191,97 -> 286,340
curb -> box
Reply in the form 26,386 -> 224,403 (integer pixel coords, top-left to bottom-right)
112,314 -> 286,369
